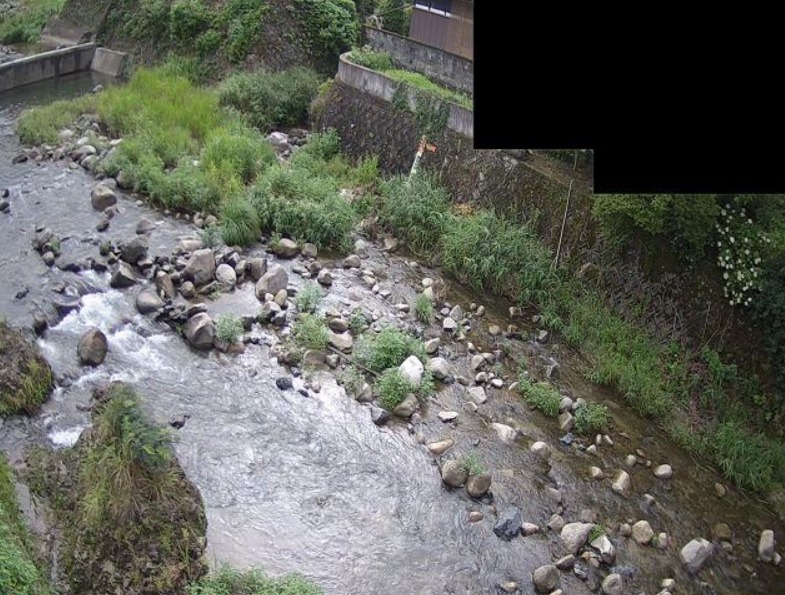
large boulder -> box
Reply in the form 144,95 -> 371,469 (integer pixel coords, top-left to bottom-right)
560,522 -> 594,554
441,460 -> 468,488
392,393 -> 418,418
90,183 -> 117,211
255,266 -> 288,299
532,565 -> 559,593
398,355 -> 424,387
248,257 -> 267,281
679,538 -> 713,573
119,236 -> 149,265
183,313 -> 215,350
155,271 -> 176,299
78,327 -> 108,366
632,520 -> 654,545
274,238 -> 299,258
135,290 -> 163,314
465,473 -> 492,498
183,249 -> 216,287
110,262 -> 137,288
215,263 -> 237,288
590,534 -> 616,564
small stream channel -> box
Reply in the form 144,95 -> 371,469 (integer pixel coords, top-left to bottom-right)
1,74 -> 784,595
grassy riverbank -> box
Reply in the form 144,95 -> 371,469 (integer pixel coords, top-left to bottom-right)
0,454 -> 50,595
377,174 -> 785,494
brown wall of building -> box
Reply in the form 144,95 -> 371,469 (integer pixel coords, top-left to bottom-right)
409,0 -> 473,59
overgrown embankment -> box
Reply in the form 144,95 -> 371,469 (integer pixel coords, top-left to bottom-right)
0,320 -> 53,416
26,383 -> 208,594
54,0 -> 360,77
0,454 -> 50,595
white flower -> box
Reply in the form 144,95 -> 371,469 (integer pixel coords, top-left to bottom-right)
755,257 -> 761,264
748,219 -> 753,224
730,237 -> 735,243
723,272 -> 729,280
726,204 -> 731,209
721,209 -> 727,216
718,241 -> 722,247
745,249 -> 750,255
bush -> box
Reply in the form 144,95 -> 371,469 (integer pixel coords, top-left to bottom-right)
348,47 -> 394,71
349,310 -> 368,335
0,321 -> 53,416
413,293 -> 433,324
592,194 -> 719,260
220,195 -> 260,247
292,314 -> 329,350
375,368 -> 415,410
712,420 -> 785,492
295,283 -> 325,313
518,377 -> 561,417
291,0 -> 359,58
0,454 -> 49,595
189,565 -> 321,595
291,130 -> 380,189
442,209 -> 557,307
217,67 -> 321,133
378,0 -> 410,35
251,165 -> 357,250
354,327 -> 427,374
216,313 -> 244,343
754,251 -> 785,393
461,452 -> 485,476
574,402 -> 611,435
16,94 -> 98,146
169,0 -> 214,48
378,173 -> 452,257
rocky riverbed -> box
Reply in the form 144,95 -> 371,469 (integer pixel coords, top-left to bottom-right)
2,74 -> 785,595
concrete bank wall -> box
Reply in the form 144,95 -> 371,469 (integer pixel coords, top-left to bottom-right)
0,44 -> 97,92
336,53 -> 473,139
363,26 -> 473,95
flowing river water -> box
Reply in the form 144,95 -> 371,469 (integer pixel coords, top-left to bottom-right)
1,74 -> 784,595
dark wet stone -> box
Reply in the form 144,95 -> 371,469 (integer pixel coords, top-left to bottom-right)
169,414 -> 190,429
0,199 -> 9,212
560,432 -> 574,445
493,506 -> 522,540
371,406 -> 390,426
276,377 -> 293,390
297,388 -> 310,398
15,287 -> 29,299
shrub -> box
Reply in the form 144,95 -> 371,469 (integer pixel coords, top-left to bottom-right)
754,251 -> 785,393
216,313 -> 244,344
291,0 -> 359,58
354,327 -> 427,373
413,293 -> 433,324
375,368 -> 415,410
217,68 -> 321,132
378,0 -> 410,35
518,377 -> 561,417
251,165 -> 357,250
16,94 -> 98,146
442,209 -> 557,307
200,224 -> 223,248
378,173 -> 452,257
0,454 -> 49,595
461,452 -> 485,476
295,282 -> 325,313
712,420 -> 785,492
202,125 -> 275,184
292,314 -> 329,350
188,565 -> 321,595
348,47 -> 394,71
214,0 -> 268,64
169,0 -> 214,48
340,365 -> 366,396
349,310 -> 368,335
574,402 -> 611,435
220,195 -> 260,247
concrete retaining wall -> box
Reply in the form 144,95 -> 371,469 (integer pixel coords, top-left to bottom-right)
336,53 -> 473,139
0,44 -> 97,92
90,47 -> 126,76
364,26 -> 473,95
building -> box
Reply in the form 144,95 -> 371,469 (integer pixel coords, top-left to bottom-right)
408,0 -> 473,60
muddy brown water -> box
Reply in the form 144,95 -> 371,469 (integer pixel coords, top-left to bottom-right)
1,74 -> 784,595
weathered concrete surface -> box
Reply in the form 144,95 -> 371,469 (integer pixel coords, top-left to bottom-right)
0,44 -> 96,92
90,47 -> 126,76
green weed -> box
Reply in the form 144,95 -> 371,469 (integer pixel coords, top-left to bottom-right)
220,195 -> 260,247
16,95 -> 98,146
189,565 -> 321,595
292,314 -> 329,350
574,402 -> 611,435
375,367 -> 415,410
215,313 -> 244,344
413,293 -> 433,324
461,452 -> 485,476
295,282 -> 325,313
518,377 -> 561,418
353,326 -> 427,374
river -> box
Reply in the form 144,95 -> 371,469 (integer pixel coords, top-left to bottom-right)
1,73 -> 783,595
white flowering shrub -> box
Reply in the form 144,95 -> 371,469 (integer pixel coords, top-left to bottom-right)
716,203 -> 771,306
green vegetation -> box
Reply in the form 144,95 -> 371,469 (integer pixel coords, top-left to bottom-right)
200,224 -> 223,248
16,95 -> 98,146
346,49 -> 473,110
377,0 -> 410,35
375,367 -> 415,410
588,524 -> 605,542
461,452 -> 485,476
354,326 -> 427,374
348,310 -> 368,336
0,455 -> 49,595
413,293 -> 433,324
189,565 -> 321,595
713,420 -> 785,493
221,194 -> 262,247
216,313 -> 244,344
574,402 -> 611,435
378,174 -> 451,257
0,0 -> 64,44
0,321 -> 53,416
295,282 -> 325,313
340,365 -> 366,396
28,384 -> 208,594
292,314 -> 329,350
290,0 -> 359,58
518,377 -> 561,418
217,68 -> 321,133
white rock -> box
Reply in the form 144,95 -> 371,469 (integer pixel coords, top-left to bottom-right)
654,464 -> 673,479
437,411 -> 459,422
398,355 -> 424,387
491,423 -> 517,444
632,520 -> 654,545
680,538 -> 713,573
560,522 -> 594,554
530,441 -> 551,459
759,529 -> 775,563
468,386 -> 487,404
611,470 -> 631,496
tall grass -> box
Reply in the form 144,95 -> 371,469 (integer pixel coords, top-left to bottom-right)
217,67 -> 321,132
0,0 -> 65,44
518,376 -> 560,417
189,565 -> 321,595
16,95 -> 98,146
378,174 -> 452,257
0,455 -> 49,595
354,327 -> 427,374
